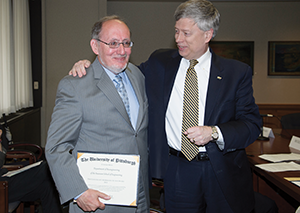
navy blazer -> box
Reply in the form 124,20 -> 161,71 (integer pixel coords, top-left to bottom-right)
139,48 -> 261,213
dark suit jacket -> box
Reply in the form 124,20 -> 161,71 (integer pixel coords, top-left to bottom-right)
0,124 -> 8,176
139,48 -> 262,213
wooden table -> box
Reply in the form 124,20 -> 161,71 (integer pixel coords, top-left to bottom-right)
246,129 -> 300,207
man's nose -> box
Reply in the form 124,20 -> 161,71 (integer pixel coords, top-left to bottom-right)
175,33 -> 183,43
117,43 -> 126,54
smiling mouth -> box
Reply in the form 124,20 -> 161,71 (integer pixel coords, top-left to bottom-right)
113,54 -> 127,60
114,57 -> 127,62
177,45 -> 186,51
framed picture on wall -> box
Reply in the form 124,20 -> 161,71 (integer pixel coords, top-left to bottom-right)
268,41 -> 300,76
210,41 -> 254,71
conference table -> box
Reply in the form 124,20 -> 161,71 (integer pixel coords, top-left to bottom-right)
246,129 -> 300,206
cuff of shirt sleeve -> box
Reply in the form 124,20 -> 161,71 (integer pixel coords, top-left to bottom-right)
74,192 -> 84,201
215,126 -> 224,150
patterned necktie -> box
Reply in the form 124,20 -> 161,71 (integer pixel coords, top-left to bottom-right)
114,74 -> 131,119
181,59 -> 199,161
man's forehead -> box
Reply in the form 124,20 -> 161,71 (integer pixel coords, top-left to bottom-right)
175,18 -> 201,33
100,20 -> 130,38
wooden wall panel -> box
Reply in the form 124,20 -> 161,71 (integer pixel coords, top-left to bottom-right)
257,104 -> 300,129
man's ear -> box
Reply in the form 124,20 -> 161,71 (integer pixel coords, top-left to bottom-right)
90,39 -> 99,55
205,29 -> 214,43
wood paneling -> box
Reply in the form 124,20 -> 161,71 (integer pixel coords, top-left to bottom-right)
257,104 -> 300,129
253,172 -> 296,213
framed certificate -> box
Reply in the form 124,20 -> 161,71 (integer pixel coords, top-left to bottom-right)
77,152 -> 140,207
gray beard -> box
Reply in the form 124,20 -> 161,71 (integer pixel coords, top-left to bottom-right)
100,57 -> 128,74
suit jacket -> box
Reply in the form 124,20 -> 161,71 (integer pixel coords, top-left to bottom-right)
0,124 -> 8,176
139,49 -> 261,213
0,151 -> 6,176
45,58 -> 149,213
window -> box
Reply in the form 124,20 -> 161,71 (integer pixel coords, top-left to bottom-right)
0,0 -> 33,115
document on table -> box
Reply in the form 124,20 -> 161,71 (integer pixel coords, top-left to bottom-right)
284,177 -> 300,187
255,161 -> 300,172
77,152 -> 140,207
259,153 -> 300,163
2,160 -> 43,177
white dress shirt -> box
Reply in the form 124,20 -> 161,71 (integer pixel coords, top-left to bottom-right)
166,48 -> 224,152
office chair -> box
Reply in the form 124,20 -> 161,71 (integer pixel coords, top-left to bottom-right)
150,208 -> 164,213
0,143 -> 42,213
281,113 -> 300,129
0,181 -> 25,213
5,142 -> 43,166
150,179 -> 165,212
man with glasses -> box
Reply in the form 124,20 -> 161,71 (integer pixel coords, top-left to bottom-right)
46,15 -> 149,213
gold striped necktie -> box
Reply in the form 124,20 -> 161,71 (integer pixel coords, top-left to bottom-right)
181,59 -> 199,161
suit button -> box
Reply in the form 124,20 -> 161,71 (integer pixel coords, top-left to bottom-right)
134,133 -> 138,137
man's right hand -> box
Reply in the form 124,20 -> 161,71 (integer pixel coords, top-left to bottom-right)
69,59 -> 91,77
76,189 -> 111,211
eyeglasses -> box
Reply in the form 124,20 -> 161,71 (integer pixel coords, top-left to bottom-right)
95,39 -> 133,49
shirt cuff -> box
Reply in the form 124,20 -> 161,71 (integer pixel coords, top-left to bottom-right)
215,126 -> 224,150
74,192 -> 84,200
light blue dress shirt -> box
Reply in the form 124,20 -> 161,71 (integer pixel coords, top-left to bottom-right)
104,67 -> 140,130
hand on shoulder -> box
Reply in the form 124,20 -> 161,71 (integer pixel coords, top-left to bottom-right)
69,60 -> 91,77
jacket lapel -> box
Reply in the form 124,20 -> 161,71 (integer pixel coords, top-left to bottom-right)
125,66 -> 144,131
92,59 -> 132,126
204,50 -> 224,125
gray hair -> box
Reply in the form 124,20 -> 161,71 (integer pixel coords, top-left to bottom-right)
174,0 -> 220,38
91,15 -> 126,39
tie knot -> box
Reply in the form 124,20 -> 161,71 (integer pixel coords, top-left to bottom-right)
115,74 -> 122,82
189,59 -> 198,69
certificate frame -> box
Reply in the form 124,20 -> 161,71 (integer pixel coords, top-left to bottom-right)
77,151 -> 140,207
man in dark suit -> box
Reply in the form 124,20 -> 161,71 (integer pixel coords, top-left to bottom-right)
0,124 -> 62,213
138,1 -> 260,211
69,0 -> 277,212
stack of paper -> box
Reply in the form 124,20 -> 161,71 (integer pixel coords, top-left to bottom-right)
259,153 -> 300,163
255,153 -> 300,172
284,177 -> 300,187
2,161 -> 43,177
255,162 -> 300,172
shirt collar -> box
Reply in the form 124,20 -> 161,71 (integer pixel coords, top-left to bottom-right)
101,64 -> 126,83
182,48 -> 211,68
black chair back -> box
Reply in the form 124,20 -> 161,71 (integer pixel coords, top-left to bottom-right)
281,113 -> 300,129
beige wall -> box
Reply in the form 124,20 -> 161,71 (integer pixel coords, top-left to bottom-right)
42,0 -> 106,146
107,1 -> 300,104
214,2 -> 300,104
42,0 -> 300,145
